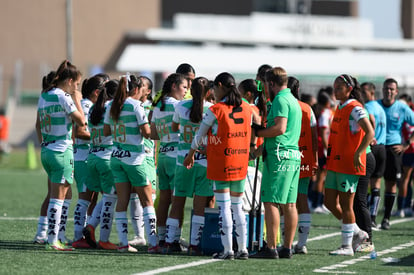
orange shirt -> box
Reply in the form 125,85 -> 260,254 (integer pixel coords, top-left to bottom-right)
298,101 -> 316,178
250,104 -> 264,147
0,115 -> 9,141
207,101 -> 252,181
326,100 -> 366,175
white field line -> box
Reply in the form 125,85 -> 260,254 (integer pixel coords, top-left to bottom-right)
1,215 -> 413,274
132,217 -> 414,275
313,241 -> 414,274
131,259 -> 221,275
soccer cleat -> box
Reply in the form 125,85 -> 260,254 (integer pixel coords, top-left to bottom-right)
33,235 -> 47,245
162,240 -> 188,254
187,245 -> 202,256
352,230 -> 369,252
72,238 -> 91,248
148,245 -> 161,254
250,247 -> 278,259
380,219 -> 390,230
293,244 -> 308,254
118,245 -> 138,253
355,241 -> 375,253
278,247 -> 293,259
58,237 -> 72,246
212,251 -> 235,260
329,245 -> 354,256
129,236 -> 147,246
98,241 -> 118,250
46,242 -> 74,251
235,249 -> 249,260
83,225 -> 97,248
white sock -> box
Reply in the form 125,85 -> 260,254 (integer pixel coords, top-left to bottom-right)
215,192 -> 232,253
341,223 -> 354,247
143,206 -> 157,247
231,196 -> 247,252
297,213 -> 311,248
100,194 -> 117,242
176,225 -> 182,242
129,193 -> 144,238
190,215 -> 204,246
158,226 -> 166,242
73,199 -> 90,241
47,199 -> 63,245
58,199 -> 71,242
88,199 -> 103,228
36,216 -> 48,238
280,215 -> 285,245
166,217 -> 180,244
115,211 -> 128,247
353,223 -> 361,236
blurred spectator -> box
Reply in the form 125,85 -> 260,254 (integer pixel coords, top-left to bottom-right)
0,107 -> 10,160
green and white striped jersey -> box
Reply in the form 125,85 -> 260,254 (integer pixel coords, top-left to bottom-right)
173,99 -> 212,167
37,88 -> 77,152
152,96 -> 180,158
88,101 -> 113,160
142,99 -> 155,158
104,97 -> 148,165
74,98 -> 92,161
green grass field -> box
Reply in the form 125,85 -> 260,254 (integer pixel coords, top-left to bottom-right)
0,150 -> 413,275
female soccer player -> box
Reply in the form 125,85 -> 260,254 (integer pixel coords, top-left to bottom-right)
151,73 -> 187,249
73,79 -> 119,250
324,74 -> 374,256
103,75 -> 157,253
288,76 -> 318,254
36,60 -> 86,251
164,77 -> 214,255
129,76 -> 156,247
71,75 -> 105,247
184,72 -> 253,260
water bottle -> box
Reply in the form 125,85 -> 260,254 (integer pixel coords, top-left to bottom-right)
370,250 -> 377,259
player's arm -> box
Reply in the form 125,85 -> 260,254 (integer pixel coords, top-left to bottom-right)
256,116 -> 287,138
35,113 -> 42,143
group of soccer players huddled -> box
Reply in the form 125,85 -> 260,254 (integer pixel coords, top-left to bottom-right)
33,60 -> 414,260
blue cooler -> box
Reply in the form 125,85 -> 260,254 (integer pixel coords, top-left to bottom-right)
197,208 -> 264,255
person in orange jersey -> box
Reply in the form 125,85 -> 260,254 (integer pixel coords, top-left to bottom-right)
287,76 -> 318,255
184,72 -> 253,260
324,74 -> 374,256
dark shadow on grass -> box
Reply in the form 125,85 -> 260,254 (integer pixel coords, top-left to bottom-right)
384,254 -> 414,267
0,240 -> 195,258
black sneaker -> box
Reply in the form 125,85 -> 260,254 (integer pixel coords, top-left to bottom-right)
250,247 -> 278,259
212,251 -> 235,260
235,249 -> 249,260
278,247 -> 293,259
163,240 -> 188,253
381,219 -> 390,230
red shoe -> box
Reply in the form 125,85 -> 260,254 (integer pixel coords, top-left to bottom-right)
148,245 -> 161,254
82,225 -> 97,248
99,241 -> 118,250
72,238 -> 91,248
